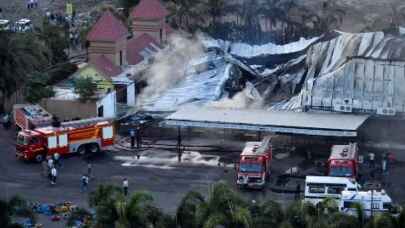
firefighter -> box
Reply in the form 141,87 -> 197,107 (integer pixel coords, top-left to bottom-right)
130,129 -> 135,149
47,157 -> 54,169
53,153 -> 61,168
81,174 -> 89,192
50,167 -> 57,185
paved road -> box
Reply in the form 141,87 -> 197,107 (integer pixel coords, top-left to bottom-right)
0,128 -> 234,227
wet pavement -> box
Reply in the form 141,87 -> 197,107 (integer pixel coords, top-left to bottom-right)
2,128 -> 405,227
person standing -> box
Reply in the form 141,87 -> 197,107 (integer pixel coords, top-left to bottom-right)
47,157 -> 54,169
123,178 -> 129,196
81,174 -> 89,192
53,153 -> 61,168
382,153 -> 388,175
369,152 -> 375,168
130,129 -> 135,149
50,167 -> 57,185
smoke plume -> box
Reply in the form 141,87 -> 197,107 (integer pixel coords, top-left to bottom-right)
208,82 -> 263,109
137,32 -> 206,106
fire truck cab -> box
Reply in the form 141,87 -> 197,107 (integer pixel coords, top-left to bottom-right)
16,118 -> 114,162
327,143 -> 359,178
236,136 -> 272,189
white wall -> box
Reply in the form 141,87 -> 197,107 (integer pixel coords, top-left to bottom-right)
127,82 -> 136,106
97,91 -> 116,118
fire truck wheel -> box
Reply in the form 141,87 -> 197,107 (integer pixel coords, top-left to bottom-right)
35,154 -> 44,163
77,146 -> 86,155
89,144 -> 100,153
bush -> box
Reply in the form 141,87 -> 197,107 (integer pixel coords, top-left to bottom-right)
74,77 -> 97,102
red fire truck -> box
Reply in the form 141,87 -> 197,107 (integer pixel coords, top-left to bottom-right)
16,117 -> 115,162
327,143 -> 359,178
13,104 -> 53,130
236,136 -> 272,189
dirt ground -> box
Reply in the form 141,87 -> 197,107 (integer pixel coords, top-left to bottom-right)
1,0 -> 404,33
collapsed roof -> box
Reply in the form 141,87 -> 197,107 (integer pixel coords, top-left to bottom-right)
138,31 -> 405,117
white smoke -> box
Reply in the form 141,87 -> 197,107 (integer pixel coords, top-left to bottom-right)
207,82 -> 263,109
137,32 -> 206,106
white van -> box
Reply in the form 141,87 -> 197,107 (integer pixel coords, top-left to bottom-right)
339,190 -> 394,217
0,19 -> 11,31
304,176 -> 360,205
15,18 -> 33,32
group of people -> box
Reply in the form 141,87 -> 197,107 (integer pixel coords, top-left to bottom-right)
27,0 -> 39,9
42,153 -> 61,185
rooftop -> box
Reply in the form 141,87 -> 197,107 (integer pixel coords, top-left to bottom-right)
164,107 -> 370,137
90,55 -> 122,78
131,0 -> 168,20
127,33 -> 161,65
86,11 -> 128,42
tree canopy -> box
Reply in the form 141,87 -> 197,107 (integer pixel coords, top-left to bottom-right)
74,77 -> 97,102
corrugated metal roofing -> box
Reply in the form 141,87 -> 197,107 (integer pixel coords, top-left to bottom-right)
164,107 -> 369,137
306,58 -> 405,115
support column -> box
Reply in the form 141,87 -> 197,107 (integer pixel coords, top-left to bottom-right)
177,127 -> 182,162
257,131 -> 262,141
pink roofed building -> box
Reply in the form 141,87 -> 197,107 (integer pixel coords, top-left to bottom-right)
86,11 -> 128,66
130,0 -> 170,45
86,1 -> 175,71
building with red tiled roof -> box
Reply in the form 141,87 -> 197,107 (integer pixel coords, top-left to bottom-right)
131,0 -> 168,20
87,10 -> 128,66
86,2 -> 174,71
131,0 -> 169,45
127,33 -> 161,65
87,11 -> 128,42
89,55 -> 123,78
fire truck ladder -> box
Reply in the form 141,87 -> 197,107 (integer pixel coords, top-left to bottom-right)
61,117 -> 113,129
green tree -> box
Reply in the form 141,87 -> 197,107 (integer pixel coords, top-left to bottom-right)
0,32 -> 50,111
329,213 -> 360,228
176,191 -> 205,228
117,0 -> 140,17
24,72 -> 55,104
0,196 -> 36,228
89,184 -> 172,228
251,200 -> 284,228
167,0 -> 204,31
39,21 -> 68,64
177,182 -> 252,228
365,213 -> 397,228
74,77 -> 97,102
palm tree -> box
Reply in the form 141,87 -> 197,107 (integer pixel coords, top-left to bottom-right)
89,184 -> 122,227
200,183 -> 252,228
176,191 -> 205,228
397,206 -> 405,228
329,213 -> 360,228
365,213 -> 397,228
90,184 -> 172,228
251,200 -> 284,228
